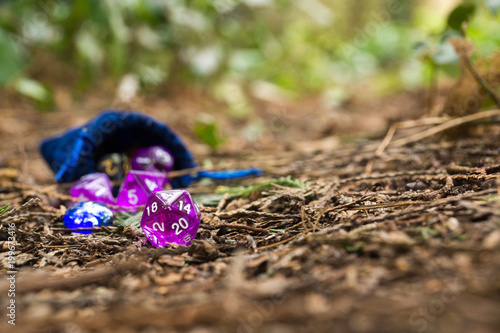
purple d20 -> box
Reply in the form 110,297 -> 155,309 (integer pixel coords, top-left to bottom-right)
141,190 -> 201,247
131,146 -> 174,173
115,170 -> 167,209
70,173 -> 114,205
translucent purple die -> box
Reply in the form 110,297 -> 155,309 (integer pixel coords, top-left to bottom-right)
115,170 -> 167,209
141,190 -> 201,247
70,173 -> 114,205
131,146 -> 174,173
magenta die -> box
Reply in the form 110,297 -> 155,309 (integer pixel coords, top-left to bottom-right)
70,173 -> 114,205
131,146 -> 174,173
115,170 -> 167,210
141,190 -> 201,247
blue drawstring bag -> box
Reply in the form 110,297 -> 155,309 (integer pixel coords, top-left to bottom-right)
40,111 -> 261,188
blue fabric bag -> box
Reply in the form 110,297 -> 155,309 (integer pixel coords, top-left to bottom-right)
40,111 -> 261,188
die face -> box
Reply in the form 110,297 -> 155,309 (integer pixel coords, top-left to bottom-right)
115,170 -> 167,209
140,190 -> 201,247
131,146 -> 174,173
63,201 -> 114,234
154,190 -> 188,208
70,173 -> 114,205
142,210 -> 198,247
150,146 -> 174,172
148,190 -> 199,220
96,153 -> 128,181
168,192 -> 200,220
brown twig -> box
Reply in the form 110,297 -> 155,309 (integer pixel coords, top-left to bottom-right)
374,117 -> 448,156
0,197 -> 40,221
217,210 -> 299,220
50,226 -> 118,232
389,109 -> 500,148
461,22 -> 500,108
165,166 -> 203,178
258,233 -> 304,250
200,223 -> 269,234
216,193 -> 230,214
446,163 -> 487,176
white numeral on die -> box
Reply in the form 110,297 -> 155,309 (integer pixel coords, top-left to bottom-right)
172,218 -> 189,235
153,222 -> 164,231
128,189 -> 138,205
147,202 -> 158,216
178,201 -> 191,214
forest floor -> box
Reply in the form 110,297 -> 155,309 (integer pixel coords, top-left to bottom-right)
0,86 -> 499,333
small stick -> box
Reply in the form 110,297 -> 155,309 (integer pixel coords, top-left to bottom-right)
367,117 -> 448,174
258,233 -> 304,251
0,197 -> 40,221
216,193 -> 230,214
199,223 -> 269,234
50,227 -> 118,232
165,167 -> 203,178
41,245 -> 81,249
389,109 -> 500,148
375,117 -> 448,156
461,22 -> 500,108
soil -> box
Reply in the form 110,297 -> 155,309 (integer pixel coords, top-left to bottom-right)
0,87 -> 499,333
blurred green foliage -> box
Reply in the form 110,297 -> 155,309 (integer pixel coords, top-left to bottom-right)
447,3 -> 476,31
0,0 -> 499,109
194,113 -> 227,150
0,203 -> 10,216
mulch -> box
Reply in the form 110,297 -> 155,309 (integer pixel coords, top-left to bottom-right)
1,125 -> 500,332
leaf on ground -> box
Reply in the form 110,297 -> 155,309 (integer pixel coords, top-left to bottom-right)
115,211 -> 143,231
192,193 -> 227,206
215,176 -> 308,198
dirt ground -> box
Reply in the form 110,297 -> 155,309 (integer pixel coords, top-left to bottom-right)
0,87 -> 499,333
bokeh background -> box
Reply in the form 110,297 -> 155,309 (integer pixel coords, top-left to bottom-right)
0,0 -> 499,157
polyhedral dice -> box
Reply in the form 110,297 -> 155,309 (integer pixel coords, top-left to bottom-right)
131,146 -> 174,173
115,170 -> 167,209
141,190 -> 201,247
96,153 -> 129,181
63,201 -> 114,234
70,173 -> 114,205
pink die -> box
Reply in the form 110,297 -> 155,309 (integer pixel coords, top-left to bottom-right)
115,170 -> 167,210
70,173 -> 114,205
141,190 -> 201,247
